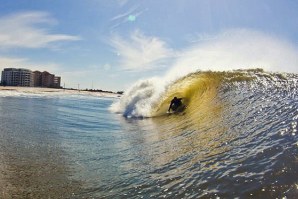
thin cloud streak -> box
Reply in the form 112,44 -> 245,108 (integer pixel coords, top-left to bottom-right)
110,6 -> 145,30
110,5 -> 139,21
0,11 -> 81,49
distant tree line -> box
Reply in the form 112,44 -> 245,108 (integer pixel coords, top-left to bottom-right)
84,89 -> 124,94
64,88 -> 124,95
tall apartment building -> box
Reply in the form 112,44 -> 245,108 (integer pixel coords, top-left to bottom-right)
41,71 -> 54,87
1,68 -> 34,87
34,71 -> 61,88
1,68 -> 61,88
33,71 -> 42,87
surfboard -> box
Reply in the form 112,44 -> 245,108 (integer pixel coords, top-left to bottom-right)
167,105 -> 186,114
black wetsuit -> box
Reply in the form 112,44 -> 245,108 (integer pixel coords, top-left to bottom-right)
169,97 -> 182,111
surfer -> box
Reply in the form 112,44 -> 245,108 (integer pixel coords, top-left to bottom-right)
168,97 -> 183,112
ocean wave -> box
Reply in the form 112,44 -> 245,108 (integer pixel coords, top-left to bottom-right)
111,69 -> 297,118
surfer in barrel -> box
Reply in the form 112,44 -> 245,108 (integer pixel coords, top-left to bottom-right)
168,97 -> 183,112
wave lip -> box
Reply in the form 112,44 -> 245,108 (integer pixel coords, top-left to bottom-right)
110,77 -> 166,118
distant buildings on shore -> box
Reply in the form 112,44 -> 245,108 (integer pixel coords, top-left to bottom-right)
1,68 -> 61,88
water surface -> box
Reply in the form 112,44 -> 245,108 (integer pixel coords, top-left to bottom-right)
0,72 -> 297,198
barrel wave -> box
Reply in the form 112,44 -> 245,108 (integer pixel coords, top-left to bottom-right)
110,69 -> 297,198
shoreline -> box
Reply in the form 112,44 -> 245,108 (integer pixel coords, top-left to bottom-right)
0,86 -> 121,98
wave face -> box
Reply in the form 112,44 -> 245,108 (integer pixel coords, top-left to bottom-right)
111,69 -> 295,118
110,69 -> 298,198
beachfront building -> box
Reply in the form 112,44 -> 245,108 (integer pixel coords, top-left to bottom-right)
33,71 -> 42,87
33,70 -> 61,88
53,76 -> 61,88
41,71 -> 55,87
1,68 -> 61,88
1,68 -> 34,87
34,71 -> 61,88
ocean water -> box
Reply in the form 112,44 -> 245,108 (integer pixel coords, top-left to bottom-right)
0,70 -> 297,198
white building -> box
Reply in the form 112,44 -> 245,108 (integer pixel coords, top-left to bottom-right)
1,68 -> 34,87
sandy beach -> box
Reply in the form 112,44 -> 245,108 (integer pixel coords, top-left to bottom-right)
0,86 -> 121,98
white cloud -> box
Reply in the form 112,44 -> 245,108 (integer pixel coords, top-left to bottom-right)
0,11 -> 80,49
110,30 -> 173,71
167,29 -> 298,79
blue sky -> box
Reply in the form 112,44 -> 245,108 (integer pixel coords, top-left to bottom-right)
0,0 -> 298,91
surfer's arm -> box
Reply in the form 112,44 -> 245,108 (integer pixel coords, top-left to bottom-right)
168,102 -> 173,111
